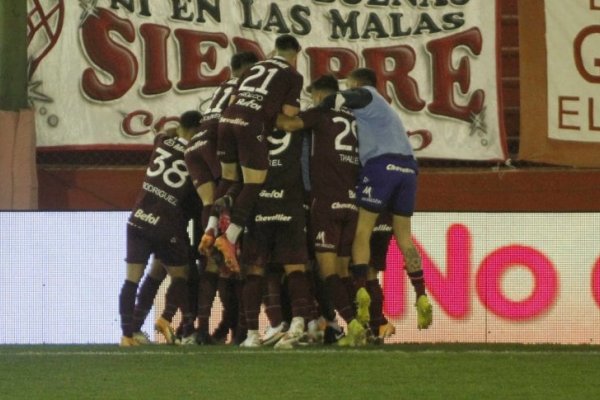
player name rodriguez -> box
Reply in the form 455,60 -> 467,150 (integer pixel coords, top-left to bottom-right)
143,182 -> 178,206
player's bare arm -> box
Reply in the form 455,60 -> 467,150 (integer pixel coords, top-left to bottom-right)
276,113 -> 304,131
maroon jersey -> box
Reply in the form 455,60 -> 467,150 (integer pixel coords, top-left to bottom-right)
129,133 -> 195,236
222,56 -> 303,132
300,107 -> 359,203
253,129 -> 304,220
185,78 -> 238,186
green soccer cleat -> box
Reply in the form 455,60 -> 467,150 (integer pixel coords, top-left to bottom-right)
337,319 -> 367,347
355,287 -> 371,326
119,336 -> 140,347
416,295 -> 433,330
132,331 -> 152,345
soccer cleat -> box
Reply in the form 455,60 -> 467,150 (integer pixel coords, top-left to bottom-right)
274,317 -> 304,349
323,321 -> 345,345
337,318 -> 367,347
180,333 -> 197,346
120,336 -> 140,347
416,295 -> 433,330
355,287 -> 371,325
337,319 -> 367,347
214,235 -> 240,273
211,323 -> 230,344
198,229 -> 216,256
240,330 -> 261,348
196,330 -> 216,345
378,322 -> 396,339
262,322 -> 288,346
306,319 -> 325,344
132,331 -> 152,345
155,317 -> 179,345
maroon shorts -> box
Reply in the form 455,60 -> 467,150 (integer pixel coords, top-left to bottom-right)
370,213 -> 393,271
310,198 -> 357,257
217,115 -> 269,170
185,141 -> 220,188
125,223 -> 189,266
241,214 -> 308,268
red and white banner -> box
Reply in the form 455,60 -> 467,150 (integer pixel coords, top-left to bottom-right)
519,0 -> 600,167
27,0 -> 507,160
546,0 -> 600,142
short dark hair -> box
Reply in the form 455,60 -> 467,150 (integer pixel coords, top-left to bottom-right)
179,110 -> 202,129
349,68 -> 377,87
275,34 -> 301,53
231,51 -> 259,71
307,74 -> 339,93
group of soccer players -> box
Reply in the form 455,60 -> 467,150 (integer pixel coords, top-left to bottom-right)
118,34 -> 433,348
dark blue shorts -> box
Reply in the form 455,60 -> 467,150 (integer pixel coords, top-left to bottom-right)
355,154 -> 418,216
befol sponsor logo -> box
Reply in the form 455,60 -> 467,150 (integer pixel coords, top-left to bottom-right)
236,98 -> 262,111
134,209 -> 161,225
259,189 -> 284,199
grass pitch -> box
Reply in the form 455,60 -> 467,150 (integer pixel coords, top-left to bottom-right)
1,344 -> 599,400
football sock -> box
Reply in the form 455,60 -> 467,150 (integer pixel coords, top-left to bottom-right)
202,205 -> 214,231
341,276 -> 357,310
225,223 -> 243,244
119,280 -> 139,338
314,273 -> 337,322
408,270 -> 426,298
229,182 -> 263,239
287,271 -> 313,321
162,278 -> 194,336
132,275 -> 162,332
214,177 -> 235,200
350,263 -> 368,288
366,279 -> 385,332
197,271 -> 218,331
264,273 -> 283,327
217,277 -> 237,334
242,275 -> 263,331
325,275 -> 355,324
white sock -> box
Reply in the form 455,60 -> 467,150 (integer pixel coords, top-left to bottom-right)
205,216 -> 218,233
225,223 -> 242,243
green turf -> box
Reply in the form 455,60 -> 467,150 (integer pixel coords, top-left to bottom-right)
1,344 -> 599,400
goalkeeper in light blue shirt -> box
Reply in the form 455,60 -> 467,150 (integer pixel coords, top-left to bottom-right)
321,68 -> 432,332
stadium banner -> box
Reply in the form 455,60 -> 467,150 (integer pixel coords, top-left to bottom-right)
27,0 -> 507,161
1,211 -> 599,345
519,0 -> 600,167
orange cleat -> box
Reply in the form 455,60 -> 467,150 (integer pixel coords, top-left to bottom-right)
214,235 -> 240,273
198,229 -> 216,256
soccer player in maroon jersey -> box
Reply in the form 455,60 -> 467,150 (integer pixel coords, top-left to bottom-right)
276,75 -> 368,346
185,51 -> 258,345
204,34 -> 304,273
238,129 -> 317,348
118,110 -> 201,347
